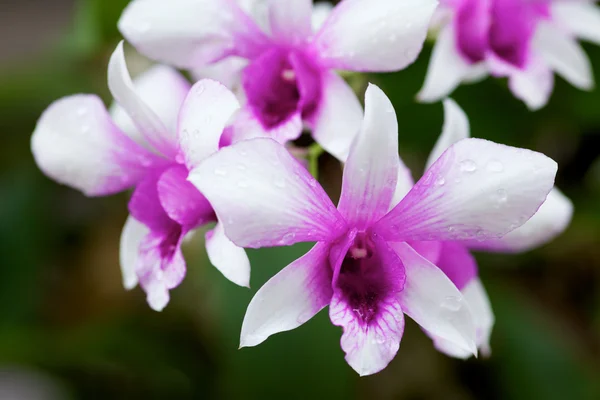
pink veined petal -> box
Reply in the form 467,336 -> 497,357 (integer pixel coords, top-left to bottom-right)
110,65 -> 191,145
31,95 -> 160,197
330,293 -> 404,376
308,71 -> 363,162
119,216 -> 149,290
417,25 -> 482,103
157,165 -> 216,228
136,226 -> 187,311
508,56 -> 555,111
313,0 -> 438,72
229,107 -> 303,145
375,138 -> 558,242
533,20 -> 594,90
108,42 -> 177,158
240,242 -> 333,347
205,222 -> 251,287
337,84 -> 399,230
267,0 -> 313,45
392,242 -> 477,355
188,138 -> 346,248
551,1 -> 600,45
118,0 -> 270,69
470,187 -> 573,253
177,79 -> 241,169
408,241 -> 442,265
425,98 -> 470,170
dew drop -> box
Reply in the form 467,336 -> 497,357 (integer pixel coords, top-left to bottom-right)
76,107 -> 87,116
214,167 -> 227,176
494,188 -> 508,203
435,176 -> 446,186
459,159 -> 477,173
441,296 -> 462,312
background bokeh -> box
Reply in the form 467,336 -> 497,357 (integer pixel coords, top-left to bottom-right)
1,0 -> 599,399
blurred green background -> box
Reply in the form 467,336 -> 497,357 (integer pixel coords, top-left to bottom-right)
1,0 -> 599,399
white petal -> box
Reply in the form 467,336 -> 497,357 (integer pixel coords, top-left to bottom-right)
417,25 -> 479,103
472,187 -> 573,253
190,57 -> 248,90
267,0 -> 312,45
393,242 -> 477,355
177,79 -> 240,169
377,139 -> 558,242
389,163 -> 415,210
462,278 -> 493,356
313,0 -> 438,72
240,243 -> 332,347
118,0 -> 269,68
309,72 -> 363,161
119,216 -> 149,290
205,222 -> 251,287
534,21 -> 594,90
110,65 -> 191,145
108,42 -> 177,158
338,84 -> 400,229
311,1 -> 333,32
508,57 -> 554,111
31,95 -> 157,196
188,138 -> 344,248
552,1 -> 600,45
425,98 -> 470,170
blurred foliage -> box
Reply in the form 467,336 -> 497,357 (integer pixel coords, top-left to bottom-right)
0,0 -> 599,399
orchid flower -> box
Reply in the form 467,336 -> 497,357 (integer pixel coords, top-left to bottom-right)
118,0 -> 438,160
418,0 -> 600,110
188,84 -> 558,375
31,43 -> 250,311
416,98 -> 574,358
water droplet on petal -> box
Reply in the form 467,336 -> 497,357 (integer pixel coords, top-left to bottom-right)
441,296 -> 462,312
214,167 -> 227,176
435,176 -> 446,186
459,159 -> 477,173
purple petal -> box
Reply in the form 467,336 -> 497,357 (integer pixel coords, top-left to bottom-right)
128,170 -> 173,232
240,242 -> 333,347
376,138 -> 557,242
31,95 -> 161,197
188,138 -> 346,248
454,0 -> 491,64
436,242 -> 478,291
337,84 -> 399,230
313,0 -> 437,72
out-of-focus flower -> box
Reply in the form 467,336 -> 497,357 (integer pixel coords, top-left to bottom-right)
417,99 -> 573,357
418,0 -> 600,110
31,42 -> 250,311
119,0 -> 438,160
189,84 -> 557,375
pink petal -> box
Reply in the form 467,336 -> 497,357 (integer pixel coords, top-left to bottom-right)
177,79 -> 241,169
268,0 -> 313,45
308,71 -> 363,161
470,187 -> 573,253
337,84 -> 399,230
188,138 -> 345,248
240,243 -> 333,347
31,95 -> 160,197
110,65 -> 191,145
392,242 -> 477,355
436,242 -> 478,291
157,165 -> 215,228
108,42 -> 177,158
376,138 -> 557,242
128,170 -> 173,232
205,222 -> 251,288
118,0 -> 270,69
313,0 -> 438,72
425,98 -> 470,170
330,292 -> 404,376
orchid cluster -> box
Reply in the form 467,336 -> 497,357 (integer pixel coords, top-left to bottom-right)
30,0 -> 582,376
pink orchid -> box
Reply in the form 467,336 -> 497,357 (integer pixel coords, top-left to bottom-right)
188,84 -> 558,375
31,43 -> 250,311
415,99 -> 573,357
119,0 -> 438,160
418,0 -> 600,110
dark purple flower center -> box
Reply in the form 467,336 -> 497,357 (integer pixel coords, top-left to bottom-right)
242,47 -> 322,129
456,0 -> 550,69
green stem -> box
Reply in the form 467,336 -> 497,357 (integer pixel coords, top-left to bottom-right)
308,143 -> 325,179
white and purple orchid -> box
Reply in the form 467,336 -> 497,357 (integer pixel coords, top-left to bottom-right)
31,43 -> 250,311
189,84 -> 558,375
416,99 -> 574,358
118,0 -> 438,159
418,0 -> 600,110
